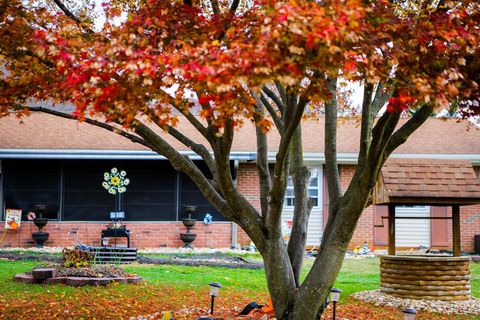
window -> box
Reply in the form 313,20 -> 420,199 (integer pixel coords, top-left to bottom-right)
122,161 -> 177,221
2,159 -> 228,221
63,160 -> 116,221
285,167 -> 321,207
179,161 -> 224,221
4,159 -> 60,220
63,160 -> 178,221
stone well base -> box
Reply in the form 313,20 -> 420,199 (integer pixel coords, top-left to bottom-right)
380,255 -> 471,301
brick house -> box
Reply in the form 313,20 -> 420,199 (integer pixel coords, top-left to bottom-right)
0,113 -> 479,251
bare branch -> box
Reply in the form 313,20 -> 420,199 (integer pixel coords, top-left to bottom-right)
262,85 -> 286,112
210,0 -> 220,15
132,121 -> 237,220
324,77 -> 342,205
385,104 -> 434,156
27,106 -> 151,148
229,0 -> 240,13
357,82 -> 375,170
259,93 -> 284,130
274,80 -> 287,111
53,0 -> 94,34
371,82 -> 393,115
252,96 -> 271,217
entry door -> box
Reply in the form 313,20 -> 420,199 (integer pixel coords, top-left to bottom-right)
395,205 -> 431,247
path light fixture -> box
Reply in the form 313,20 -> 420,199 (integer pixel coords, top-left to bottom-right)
402,308 -> 417,320
330,288 -> 342,320
209,282 -> 222,315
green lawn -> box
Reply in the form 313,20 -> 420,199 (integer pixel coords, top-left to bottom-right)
3,256 -> 477,301
0,257 -> 479,319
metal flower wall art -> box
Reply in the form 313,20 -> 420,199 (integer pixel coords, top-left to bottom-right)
102,167 -> 130,195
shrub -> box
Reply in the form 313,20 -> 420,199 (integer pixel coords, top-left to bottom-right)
62,247 -> 93,268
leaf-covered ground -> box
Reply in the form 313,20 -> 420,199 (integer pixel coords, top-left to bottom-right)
0,258 -> 478,319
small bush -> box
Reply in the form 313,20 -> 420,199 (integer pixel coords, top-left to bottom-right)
62,247 -> 93,268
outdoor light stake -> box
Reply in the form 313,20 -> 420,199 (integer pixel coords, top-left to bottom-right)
402,308 -> 417,320
330,288 -> 342,320
208,282 -> 222,316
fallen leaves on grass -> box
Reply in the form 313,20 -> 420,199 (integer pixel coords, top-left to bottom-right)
0,284 -> 475,320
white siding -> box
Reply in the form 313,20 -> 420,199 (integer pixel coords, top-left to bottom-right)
282,167 -> 323,247
282,207 -> 323,246
395,206 -> 431,247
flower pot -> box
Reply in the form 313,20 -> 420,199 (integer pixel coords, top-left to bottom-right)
182,218 -> 197,228
32,231 -> 49,248
180,233 -> 197,249
185,206 -> 197,218
33,218 -> 48,231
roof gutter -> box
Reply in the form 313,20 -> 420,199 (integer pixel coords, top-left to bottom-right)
269,152 -> 480,166
0,149 -> 479,165
0,149 -> 257,161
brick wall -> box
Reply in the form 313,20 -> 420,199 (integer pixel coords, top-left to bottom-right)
336,165 -> 375,249
0,221 -> 233,249
235,163 -> 261,247
1,161 -> 478,251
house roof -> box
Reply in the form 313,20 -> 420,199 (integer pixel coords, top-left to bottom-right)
0,113 -> 479,162
372,159 -> 480,206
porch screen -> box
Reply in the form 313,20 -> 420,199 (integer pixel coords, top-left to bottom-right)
122,160 -> 176,221
179,161 -> 224,221
63,160 -> 116,221
3,159 -> 60,220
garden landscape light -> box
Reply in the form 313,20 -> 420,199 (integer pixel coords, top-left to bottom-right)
330,287 -> 342,320
402,308 -> 417,320
208,282 -> 222,315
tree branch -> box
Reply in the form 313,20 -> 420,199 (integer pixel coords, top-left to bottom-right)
259,93 -> 284,130
274,80 -> 287,112
324,77 -> 342,207
385,104 -> 434,156
27,106 -> 151,148
266,90 -> 310,230
262,85 -> 286,112
252,96 -> 272,217
371,82 -> 393,115
357,82 -> 375,170
210,0 -> 220,15
53,0 -> 94,34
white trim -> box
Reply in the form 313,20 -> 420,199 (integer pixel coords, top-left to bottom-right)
0,149 -> 256,161
1,149 -> 479,165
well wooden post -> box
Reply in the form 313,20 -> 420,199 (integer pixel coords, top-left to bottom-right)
453,205 -> 461,257
388,204 -> 396,255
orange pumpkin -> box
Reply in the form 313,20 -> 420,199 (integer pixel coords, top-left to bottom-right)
7,220 -> 19,230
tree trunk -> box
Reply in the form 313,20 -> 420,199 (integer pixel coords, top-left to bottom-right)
261,236 -> 297,319
287,126 -> 313,286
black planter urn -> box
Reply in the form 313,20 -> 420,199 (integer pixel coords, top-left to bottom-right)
31,205 -> 49,248
31,232 -> 49,248
180,206 -> 197,248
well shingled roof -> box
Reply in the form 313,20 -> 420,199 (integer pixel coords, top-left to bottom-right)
373,159 -> 480,206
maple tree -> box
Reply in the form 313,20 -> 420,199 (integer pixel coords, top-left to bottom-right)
0,0 -> 479,319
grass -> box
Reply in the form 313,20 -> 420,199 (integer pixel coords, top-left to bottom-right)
0,257 -> 479,319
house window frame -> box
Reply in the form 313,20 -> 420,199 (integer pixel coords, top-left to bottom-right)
285,166 -> 322,209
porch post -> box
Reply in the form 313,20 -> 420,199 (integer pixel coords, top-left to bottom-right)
452,205 -> 461,257
388,204 -> 396,255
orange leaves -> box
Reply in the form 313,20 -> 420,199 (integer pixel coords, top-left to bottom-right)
387,91 -> 417,113
0,0 -> 479,128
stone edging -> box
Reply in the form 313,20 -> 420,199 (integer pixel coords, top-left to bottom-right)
14,273 -> 142,286
352,290 -> 480,315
